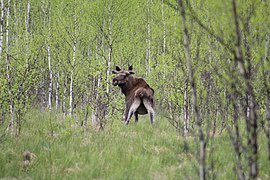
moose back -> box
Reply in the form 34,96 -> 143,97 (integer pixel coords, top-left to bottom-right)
112,65 -> 155,125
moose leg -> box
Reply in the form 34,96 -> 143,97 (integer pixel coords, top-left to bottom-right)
134,112 -> 139,123
143,99 -> 155,124
124,108 -> 129,122
125,98 -> 141,125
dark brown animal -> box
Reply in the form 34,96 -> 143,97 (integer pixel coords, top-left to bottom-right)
112,65 -> 155,125
22,150 -> 36,167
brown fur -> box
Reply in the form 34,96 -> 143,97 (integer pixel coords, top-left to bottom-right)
22,150 -> 36,168
112,65 -> 155,125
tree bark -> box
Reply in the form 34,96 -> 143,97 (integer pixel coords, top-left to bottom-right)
263,35 -> 270,160
5,0 -> 15,135
0,0 -> 4,58
267,91 -> 270,161
69,2 -> 77,116
161,0 -> 166,79
107,1 -> 112,95
178,0 -> 206,179
45,1 -> 52,111
83,106 -> 88,128
55,72 -> 59,111
63,75 -> 67,115
231,92 -> 245,180
92,75 -> 101,127
145,0 -> 152,76
69,49 -> 75,116
183,79 -> 189,136
25,0 -> 30,64
232,0 -> 258,178
48,44 -> 52,110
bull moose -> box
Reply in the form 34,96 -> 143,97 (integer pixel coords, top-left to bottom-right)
112,65 -> 155,125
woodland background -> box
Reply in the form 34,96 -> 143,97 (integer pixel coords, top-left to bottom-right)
0,0 -> 270,179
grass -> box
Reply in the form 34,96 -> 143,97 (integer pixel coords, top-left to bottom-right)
0,109 -> 269,179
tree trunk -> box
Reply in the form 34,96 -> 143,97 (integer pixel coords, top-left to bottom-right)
46,1 -> 52,111
84,106 -> 88,128
232,0 -> 258,178
48,45 -> 52,110
161,0 -> 166,79
25,0 -> 30,64
55,72 -> 59,111
145,0 -> 151,76
5,0 -> 15,135
107,1 -> 112,95
263,35 -> 270,160
69,58 -> 75,116
183,79 -> 189,136
265,82 -> 270,160
212,101 -> 218,136
231,93 -> 245,180
0,0 -> 4,58
92,75 -> 101,127
63,75 -> 67,115
267,93 -> 270,161
178,0 -> 206,179
69,3 -> 77,116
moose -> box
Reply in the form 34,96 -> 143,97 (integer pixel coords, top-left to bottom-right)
112,65 -> 155,125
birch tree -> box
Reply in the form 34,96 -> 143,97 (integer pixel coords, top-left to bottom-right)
145,0 -> 152,76
232,0 -> 258,177
0,0 -> 4,58
178,0 -> 206,179
5,0 -> 15,135
25,0 -> 30,64
47,3 -> 53,111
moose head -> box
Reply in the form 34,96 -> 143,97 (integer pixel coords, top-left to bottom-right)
112,65 -> 134,87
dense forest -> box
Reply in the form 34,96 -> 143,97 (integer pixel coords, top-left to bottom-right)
0,0 -> 270,179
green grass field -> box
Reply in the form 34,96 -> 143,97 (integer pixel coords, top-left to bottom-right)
0,110 -> 269,179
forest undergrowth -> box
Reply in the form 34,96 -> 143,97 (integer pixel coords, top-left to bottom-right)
0,109 -> 269,180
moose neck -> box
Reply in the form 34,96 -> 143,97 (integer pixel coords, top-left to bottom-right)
119,75 -> 136,96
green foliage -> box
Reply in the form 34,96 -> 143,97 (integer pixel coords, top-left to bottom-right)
0,0 -> 270,178
0,110 -> 269,179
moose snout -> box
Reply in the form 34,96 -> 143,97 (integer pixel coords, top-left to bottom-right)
112,78 -> 118,86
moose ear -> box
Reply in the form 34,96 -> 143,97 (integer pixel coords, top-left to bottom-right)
128,65 -> 133,71
116,66 -> 121,71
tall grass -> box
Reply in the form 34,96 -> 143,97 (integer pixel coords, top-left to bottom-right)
0,109 -> 269,179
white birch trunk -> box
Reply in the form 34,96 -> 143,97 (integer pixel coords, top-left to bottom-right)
91,78 -> 96,127
161,0 -> 166,79
101,1 -> 113,125
183,80 -> 189,136
146,0 -> 151,76
0,0 -> 4,58
69,55 -> 75,116
69,4 -> 77,116
107,8 -> 112,95
5,0 -> 15,135
48,45 -> 52,110
82,45 -> 91,127
25,1 -> 30,64
92,38 -> 99,127
41,78 -> 46,106
55,72 -> 59,111
81,92 -> 87,128
92,75 -> 101,127
13,2 -> 19,56
84,108 -> 88,128
63,75 -> 67,115
44,0 -> 52,110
